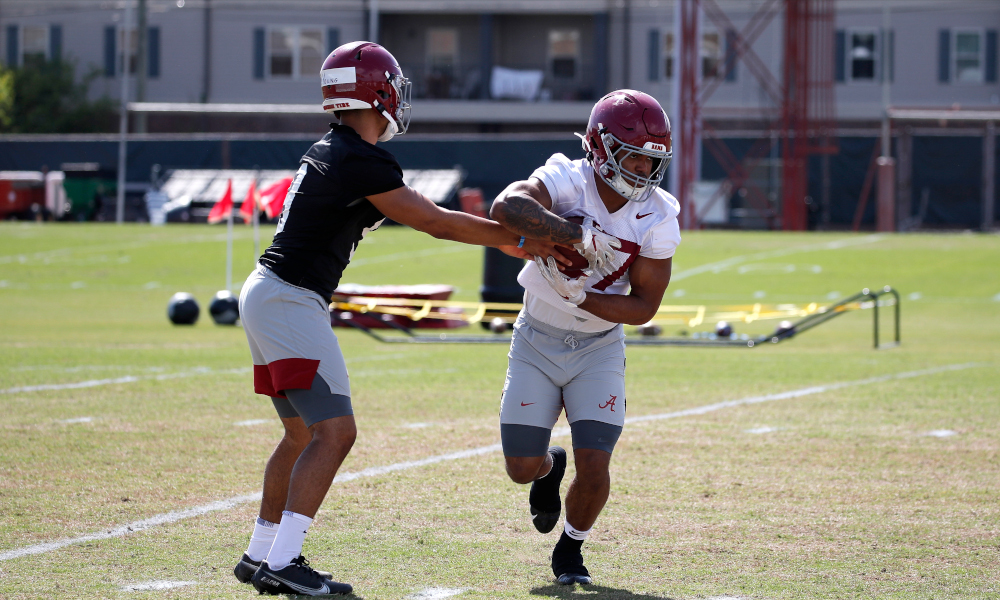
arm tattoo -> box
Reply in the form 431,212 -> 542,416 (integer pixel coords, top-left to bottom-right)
500,194 -> 581,244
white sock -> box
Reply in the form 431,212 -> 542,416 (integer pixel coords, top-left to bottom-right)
564,521 -> 591,541
265,511 -> 313,570
246,517 -> 279,562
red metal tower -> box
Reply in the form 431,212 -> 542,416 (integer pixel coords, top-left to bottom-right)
673,0 -> 701,230
672,0 -> 837,230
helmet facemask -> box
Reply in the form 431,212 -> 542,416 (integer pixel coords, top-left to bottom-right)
375,71 -> 411,142
594,129 -> 672,203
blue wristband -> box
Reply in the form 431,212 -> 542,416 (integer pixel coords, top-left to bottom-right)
517,236 -> 526,248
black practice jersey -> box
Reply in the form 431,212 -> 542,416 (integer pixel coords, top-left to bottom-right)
258,124 -> 405,302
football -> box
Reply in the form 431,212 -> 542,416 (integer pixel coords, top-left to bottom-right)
553,244 -> 591,279
552,215 -> 592,278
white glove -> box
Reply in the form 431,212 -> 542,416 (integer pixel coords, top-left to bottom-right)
535,255 -> 590,306
573,217 -> 621,277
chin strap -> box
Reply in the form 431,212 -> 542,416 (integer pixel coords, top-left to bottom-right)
373,99 -> 398,142
574,132 -> 594,163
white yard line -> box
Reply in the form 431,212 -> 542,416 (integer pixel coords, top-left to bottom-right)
0,493 -> 262,561
924,429 -> 958,438
744,426 -> 781,434
0,232 -> 261,266
671,234 -> 884,282
120,580 -> 196,591
0,367 -> 250,394
1,354 -> 410,395
623,363 -> 977,425
406,588 -> 467,599
0,362 -> 980,562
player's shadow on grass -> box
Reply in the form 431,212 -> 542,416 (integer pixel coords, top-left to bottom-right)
531,583 -> 676,600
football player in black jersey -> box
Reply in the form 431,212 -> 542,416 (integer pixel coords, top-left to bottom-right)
235,42 -> 573,596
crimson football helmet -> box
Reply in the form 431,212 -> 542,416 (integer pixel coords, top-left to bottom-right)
578,90 -> 672,202
320,41 -> 411,142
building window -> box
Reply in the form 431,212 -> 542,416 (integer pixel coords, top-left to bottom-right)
427,28 -> 457,74
702,31 -> 721,78
549,29 -> 579,79
425,28 -> 458,99
300,30 -> 324,75
269,27 -> 324,79
660,32 -> 725,80
21,25 -> 48,66
119,27 -> 139,74
954,29 -> 984,83
663,32 -> 674,79
849,30 -> 877,81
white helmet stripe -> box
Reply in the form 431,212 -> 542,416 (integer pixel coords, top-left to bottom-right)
322,97 -> 371,113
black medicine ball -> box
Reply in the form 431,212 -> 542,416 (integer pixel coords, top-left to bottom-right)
715,320 -> 733,338
209,290 -> 240,325
168,292 -> 200,325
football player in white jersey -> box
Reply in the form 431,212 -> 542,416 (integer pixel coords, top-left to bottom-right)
490,89 -> 680,585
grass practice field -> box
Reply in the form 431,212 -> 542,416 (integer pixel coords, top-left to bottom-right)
0,223 -> 997,600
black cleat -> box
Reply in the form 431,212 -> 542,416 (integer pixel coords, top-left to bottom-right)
234,554 -> 333,585
556,571 -> 593,586
529,446 -> 566,534
234,553 -> 260,584
552,533 -> 592,585
250,555 -> 351,596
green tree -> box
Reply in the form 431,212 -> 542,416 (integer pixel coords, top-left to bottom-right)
0,58 -> 117,134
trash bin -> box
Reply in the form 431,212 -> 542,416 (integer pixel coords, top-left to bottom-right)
61,163 -> 116,221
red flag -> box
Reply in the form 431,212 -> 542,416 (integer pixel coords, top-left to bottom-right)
207,179 -> 233,224
261,177 -> 293,219
238,179 -> 259,224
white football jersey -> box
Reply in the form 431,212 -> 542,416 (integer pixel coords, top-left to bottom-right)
517,153 -> 681,333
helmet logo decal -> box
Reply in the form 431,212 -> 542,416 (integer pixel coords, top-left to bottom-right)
321,67 -> 357,86
644,142 -> 667,152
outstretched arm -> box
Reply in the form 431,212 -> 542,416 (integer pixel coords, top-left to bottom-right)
366,185 -> 564,257
575,256 -> 672,325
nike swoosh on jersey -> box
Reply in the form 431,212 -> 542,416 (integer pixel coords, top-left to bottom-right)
521,402 -> 536,406
636,212 -> 653,219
